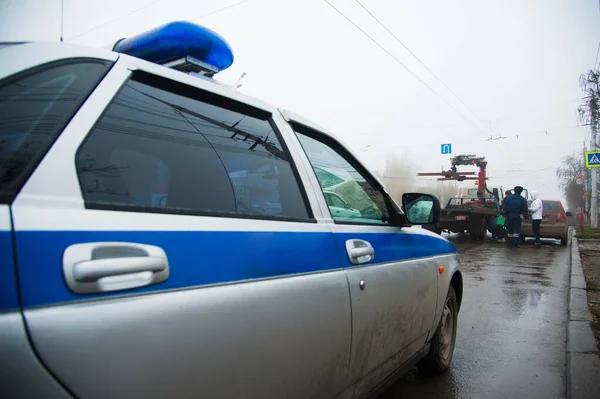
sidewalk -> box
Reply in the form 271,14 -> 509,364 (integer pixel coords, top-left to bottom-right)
567,234 -> 600,399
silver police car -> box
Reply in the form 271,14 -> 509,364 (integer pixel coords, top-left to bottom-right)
0,21 -> 462,399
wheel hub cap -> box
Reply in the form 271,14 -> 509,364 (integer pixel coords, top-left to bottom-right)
440,300 -> 454,359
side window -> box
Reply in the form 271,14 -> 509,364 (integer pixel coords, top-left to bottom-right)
0,60 -> 112,203
76,75 -> 310,221
294,129 -> 389,225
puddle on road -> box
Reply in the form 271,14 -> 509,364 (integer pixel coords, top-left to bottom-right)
502,287 -> 546,315
459,244 -> 560,276
454,238 -> 567,319
386,236 -> 570,399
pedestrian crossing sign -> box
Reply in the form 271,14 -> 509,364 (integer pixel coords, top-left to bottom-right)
585,150 -> 600,168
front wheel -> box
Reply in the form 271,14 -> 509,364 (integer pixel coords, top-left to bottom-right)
417,286 -> 458,375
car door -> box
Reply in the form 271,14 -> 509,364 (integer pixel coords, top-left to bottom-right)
5,53 -> 352,399
283,113 -> 450,392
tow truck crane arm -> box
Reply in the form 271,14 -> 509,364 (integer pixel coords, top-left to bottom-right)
418,155 -> 489,200
417,155 -> 499,240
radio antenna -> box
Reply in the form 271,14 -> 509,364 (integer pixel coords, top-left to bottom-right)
60,0 -> 64,42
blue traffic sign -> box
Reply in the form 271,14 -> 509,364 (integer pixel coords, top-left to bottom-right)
585,150 -> 600,168
441,144 -> 452,155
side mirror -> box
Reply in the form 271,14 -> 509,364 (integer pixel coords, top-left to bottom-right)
401,193 -> 440,225
566,211 -> 573,217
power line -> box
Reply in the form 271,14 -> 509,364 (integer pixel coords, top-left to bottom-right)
67,0 -> 250,42
353,0 -> 486,125
323,0 -> 486,136
67,0 -> 168,41
595,40 -> 600,69
490,164 -> 560,179
191,0 -> 251,21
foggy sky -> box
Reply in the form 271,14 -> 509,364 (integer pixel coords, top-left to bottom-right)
1,0 -> 599,202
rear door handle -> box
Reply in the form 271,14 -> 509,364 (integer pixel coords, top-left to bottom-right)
74,257 -> 166,282
345,239 -> 375,265
63,242 -> 169,294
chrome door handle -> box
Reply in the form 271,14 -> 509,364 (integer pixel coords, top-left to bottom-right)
63,242 -> 170,294
345,239 -> 375,265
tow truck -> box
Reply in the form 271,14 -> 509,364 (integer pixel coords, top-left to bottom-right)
419,155 -> 503,240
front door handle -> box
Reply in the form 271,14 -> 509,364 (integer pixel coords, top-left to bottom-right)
345,239 -> 375,264
63,242 -> 170,294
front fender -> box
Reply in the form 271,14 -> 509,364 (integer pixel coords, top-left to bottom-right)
430,253 -> 462,336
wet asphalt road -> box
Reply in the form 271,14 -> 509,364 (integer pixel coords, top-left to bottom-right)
380,234 -> 570,399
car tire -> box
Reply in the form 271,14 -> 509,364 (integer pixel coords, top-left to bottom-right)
417,286 -> 458,375
520,235 -> 526,244
560,235 -> 568,246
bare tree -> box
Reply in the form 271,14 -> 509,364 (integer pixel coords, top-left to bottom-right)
556,152 -> 589,217
376,152 -> 456,204
578,69 -> 600,131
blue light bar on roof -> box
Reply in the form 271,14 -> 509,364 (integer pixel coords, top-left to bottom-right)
113,21 -> 234,75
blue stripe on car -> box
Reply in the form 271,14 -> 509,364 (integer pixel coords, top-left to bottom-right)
334,231 -> 456,262
14,230 -> 456,309
0,231 -> 20,312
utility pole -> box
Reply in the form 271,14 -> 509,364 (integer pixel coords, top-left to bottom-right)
579,70 -> 599,228
592,123 -> 598,228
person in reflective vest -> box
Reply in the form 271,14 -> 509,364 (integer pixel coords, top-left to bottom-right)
501,186 -> 529,248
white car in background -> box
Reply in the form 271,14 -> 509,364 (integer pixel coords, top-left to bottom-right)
323,190 -> 362,218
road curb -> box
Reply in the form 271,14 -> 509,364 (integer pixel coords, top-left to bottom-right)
567,234 -> 600,399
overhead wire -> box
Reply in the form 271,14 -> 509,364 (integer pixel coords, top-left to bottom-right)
191,0 -> 251,21
353,0 -> 486,125
67,0 -> 251,41
323,0 -> 486,136
490,164 -> 560,179
67,0 -> 169,41
358,124 -> 583,155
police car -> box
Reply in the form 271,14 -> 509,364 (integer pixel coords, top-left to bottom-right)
0,21 -> 462,399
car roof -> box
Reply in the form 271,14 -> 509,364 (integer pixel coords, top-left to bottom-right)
1,41 -> 391,199
0,41 -> 275,112
1,43 -> 356,141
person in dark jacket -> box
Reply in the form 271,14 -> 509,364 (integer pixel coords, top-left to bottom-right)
501,186 -> 529,248
488,217 -> 507,242
500,190 -> 512,208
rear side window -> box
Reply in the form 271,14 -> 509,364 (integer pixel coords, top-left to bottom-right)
0,60 -> 112,203
75,75 -> 311,221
